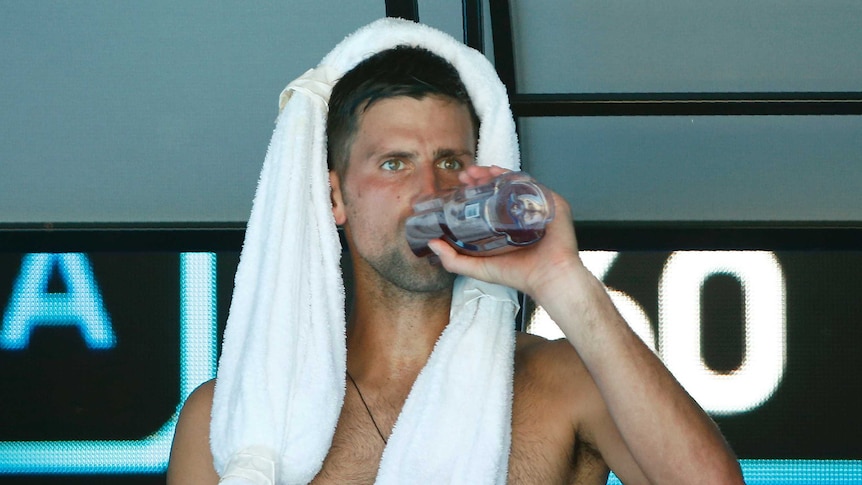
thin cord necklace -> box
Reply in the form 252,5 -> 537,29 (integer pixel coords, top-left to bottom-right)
346,371 -> 388,445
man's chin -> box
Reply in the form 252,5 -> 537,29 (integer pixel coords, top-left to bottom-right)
363,246 -> 456,294
400,259 -> 457,293
401,259 -> 456,293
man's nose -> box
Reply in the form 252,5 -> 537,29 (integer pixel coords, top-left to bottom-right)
415,165 -> 447,199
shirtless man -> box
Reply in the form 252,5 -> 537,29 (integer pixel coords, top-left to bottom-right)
168,46 -> 743,484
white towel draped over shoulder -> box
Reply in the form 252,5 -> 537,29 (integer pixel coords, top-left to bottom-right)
210,18 -> 522,484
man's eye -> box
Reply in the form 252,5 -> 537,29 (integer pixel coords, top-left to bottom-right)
437,158 -> 464,171
381,159 -> 406,171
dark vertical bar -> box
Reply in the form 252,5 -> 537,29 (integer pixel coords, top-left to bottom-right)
516,292 -> 529,333
488,0 -> 517,96
462,0 -> 484,52
385,0 -> 420,21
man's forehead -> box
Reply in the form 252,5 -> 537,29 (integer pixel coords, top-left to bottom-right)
357,96 -> 475,133
358,93 -> 469,118
337,94 -> 479,172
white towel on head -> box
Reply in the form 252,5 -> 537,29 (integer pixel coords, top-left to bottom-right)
210,17 -> 521,484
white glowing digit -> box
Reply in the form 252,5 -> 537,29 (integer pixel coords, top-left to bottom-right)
659,251 -> 786,415
581,250 -> 619,279
607,289 -> 655,352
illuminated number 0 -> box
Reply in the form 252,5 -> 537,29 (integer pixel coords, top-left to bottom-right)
659,251 -> 786,415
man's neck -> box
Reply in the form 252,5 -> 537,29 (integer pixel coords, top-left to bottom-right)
346,277 -> 453,385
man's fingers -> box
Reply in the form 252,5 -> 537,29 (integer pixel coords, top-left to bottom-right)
459,165 -> 510,186
428,239 -> 477,278
428,239 -> 458,267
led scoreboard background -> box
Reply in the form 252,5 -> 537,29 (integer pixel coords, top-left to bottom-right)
0,225 -> 860,484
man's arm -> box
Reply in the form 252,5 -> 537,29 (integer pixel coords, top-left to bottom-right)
429,166 -> 744,484
538,261 -> 742,484
167,379 -> 220,484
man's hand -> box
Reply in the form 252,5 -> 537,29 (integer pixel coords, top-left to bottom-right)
427,165 -> 586,305
430,166 -> 744,484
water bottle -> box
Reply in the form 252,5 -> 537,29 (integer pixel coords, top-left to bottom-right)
406,171 -> 555,257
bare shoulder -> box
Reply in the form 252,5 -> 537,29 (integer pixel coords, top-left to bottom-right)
167,379 -> 219,484
511,333 -> 610,484
514,332 -> 594,398
514,333 -> 607,438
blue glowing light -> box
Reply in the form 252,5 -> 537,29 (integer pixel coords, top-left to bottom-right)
1,253 -> 115,350
606,460 -> 862,484
0,252 -> 217,474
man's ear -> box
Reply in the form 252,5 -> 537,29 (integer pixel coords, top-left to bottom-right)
329,171 -> 347,225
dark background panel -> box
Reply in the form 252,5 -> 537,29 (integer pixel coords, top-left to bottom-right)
0,243 -> 860,481
712,252 -> 862,459
0,253 -> 180,442
597,250 -> 862,459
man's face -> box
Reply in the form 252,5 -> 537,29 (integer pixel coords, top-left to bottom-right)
331,95 -> 477,293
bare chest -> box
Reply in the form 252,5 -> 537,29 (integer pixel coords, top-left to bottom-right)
507,372 -> 608,485
311,381 -> 401,484
311,375 -> 606,485
310,399 -> 385,484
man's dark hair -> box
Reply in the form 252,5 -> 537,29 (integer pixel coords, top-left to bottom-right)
326,45 -> 480,176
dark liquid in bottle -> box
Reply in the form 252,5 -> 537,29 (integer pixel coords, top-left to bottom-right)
405,171 -> 554,257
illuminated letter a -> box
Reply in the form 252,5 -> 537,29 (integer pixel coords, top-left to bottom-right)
1,253 -> 116,350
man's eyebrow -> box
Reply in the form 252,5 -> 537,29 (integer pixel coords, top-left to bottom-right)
376,150 -> 416,160
434,147 -> 475,159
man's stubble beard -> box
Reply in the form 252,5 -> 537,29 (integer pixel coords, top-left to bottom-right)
341,186 -> 456,295
362,241 -> 457,295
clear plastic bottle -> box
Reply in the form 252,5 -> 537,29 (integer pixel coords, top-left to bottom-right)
406,171 -> 555,257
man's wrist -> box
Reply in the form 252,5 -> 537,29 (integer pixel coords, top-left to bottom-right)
529,256 -> 595,312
